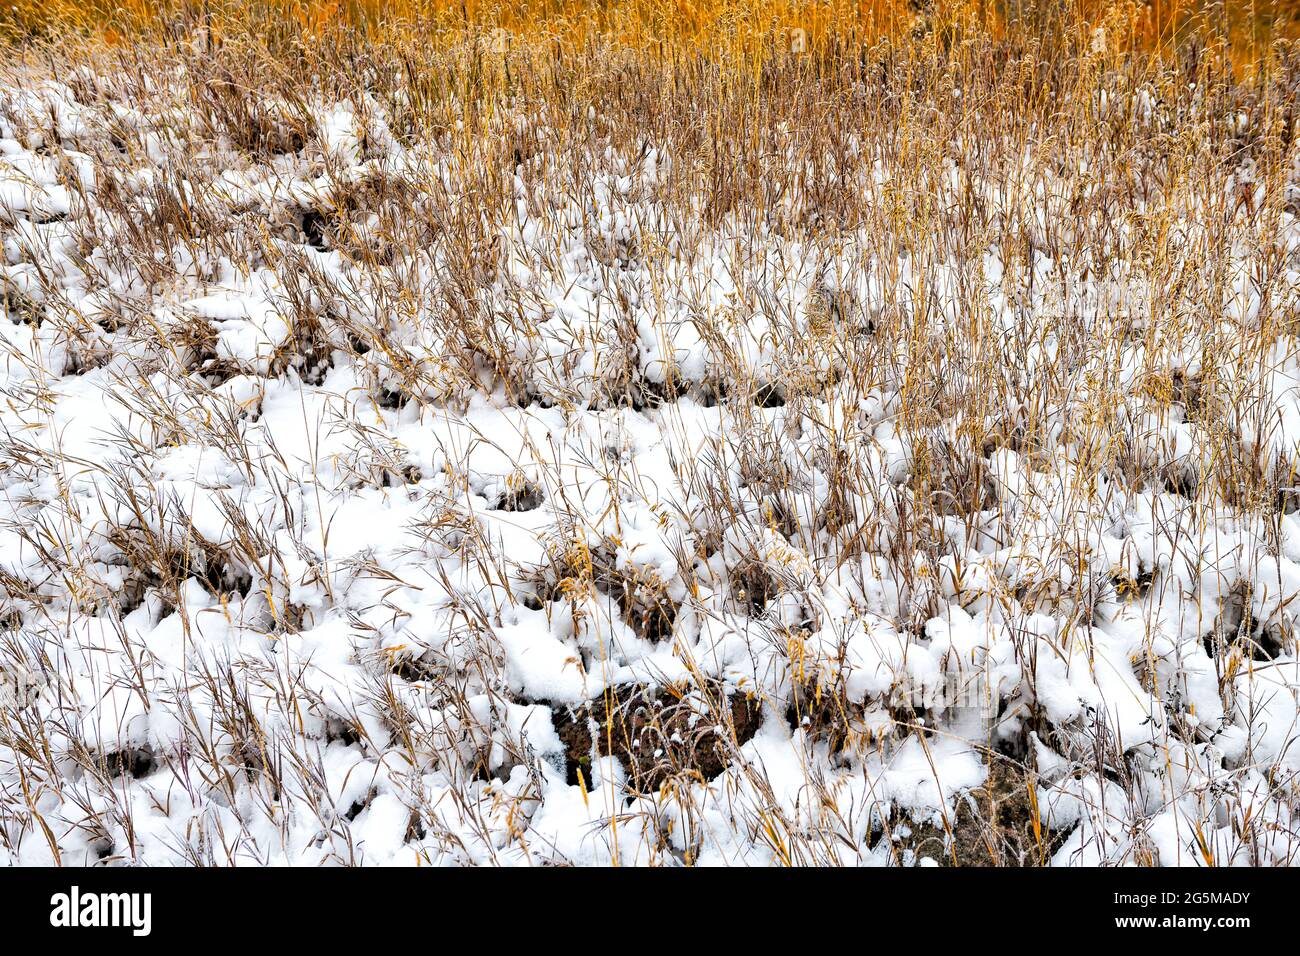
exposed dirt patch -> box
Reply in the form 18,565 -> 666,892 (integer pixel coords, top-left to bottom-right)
787,676 -> 861,752
731,558 -> 779,615
887,757 -> 1068,866
1207,583 -> 1290,662
108,528 -> 252,614
533,541 -> 681,643
552,679 -> 763,792
100,746 -> 158,780
595,566 -> 677,644
488,480 -> 545,513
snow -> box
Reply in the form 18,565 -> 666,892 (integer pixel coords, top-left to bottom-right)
0,61 -> 1297,867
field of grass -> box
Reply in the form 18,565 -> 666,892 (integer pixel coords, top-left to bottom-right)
0,2 -> 1299,865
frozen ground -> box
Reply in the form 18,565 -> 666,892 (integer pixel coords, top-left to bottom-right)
1,45 -> 1299,865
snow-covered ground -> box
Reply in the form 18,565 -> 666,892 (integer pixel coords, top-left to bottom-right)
1,47 -> 1300,865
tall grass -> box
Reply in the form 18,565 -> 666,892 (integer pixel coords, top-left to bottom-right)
0,2 -> 1298,865
4,2 -> 1298,66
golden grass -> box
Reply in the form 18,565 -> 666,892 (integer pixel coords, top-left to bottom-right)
3,1 -> 1298,70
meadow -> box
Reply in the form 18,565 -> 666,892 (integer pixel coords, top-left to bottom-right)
0,1 -> 1299,865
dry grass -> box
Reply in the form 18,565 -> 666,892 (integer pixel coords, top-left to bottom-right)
0,3 -> 1298,865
